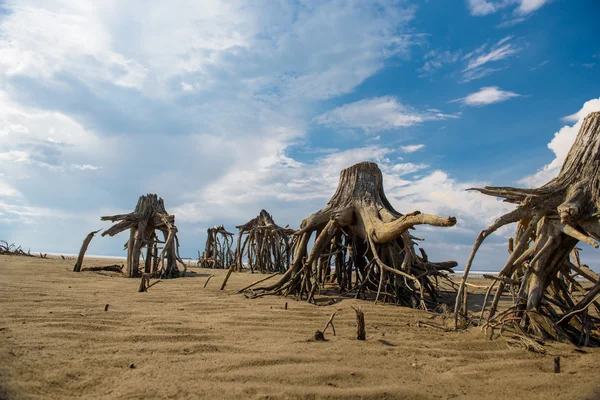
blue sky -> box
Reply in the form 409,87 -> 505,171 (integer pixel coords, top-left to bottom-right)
0,0 -> 599,272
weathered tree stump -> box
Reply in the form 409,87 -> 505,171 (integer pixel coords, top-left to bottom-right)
198,225 -> 234,269
455,112 -> 600,346
100,194 -> 185,279
232,210 -> 295,273
245,162 -> 457,308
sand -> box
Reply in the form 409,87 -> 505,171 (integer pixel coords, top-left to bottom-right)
1,255 -> 599,400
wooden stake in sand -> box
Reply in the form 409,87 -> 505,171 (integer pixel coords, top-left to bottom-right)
352,307 -> 366,340
73,229 -> 101,272
455,112 -> 600,347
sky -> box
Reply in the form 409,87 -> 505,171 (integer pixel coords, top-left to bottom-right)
1,0 -> 599,272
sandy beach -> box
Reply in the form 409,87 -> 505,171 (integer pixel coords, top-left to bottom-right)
1,255 -> 599,400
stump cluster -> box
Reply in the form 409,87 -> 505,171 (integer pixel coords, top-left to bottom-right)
232,210 -> 295,273
455,112 -> 600,346
197,225 -> 234,269
246,162 -> 458,308
99,194 -> 185,279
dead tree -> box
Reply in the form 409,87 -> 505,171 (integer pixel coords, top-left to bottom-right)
233,210 -> 295,273
100,194 -> 186,279
246,162 -> 458,308
455,112 -> 600,346
197,225 -> 234,269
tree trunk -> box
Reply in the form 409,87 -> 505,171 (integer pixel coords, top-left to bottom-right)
100,194 -> 185,279
73,229 -> 101,272
247,162 -> 457,308
455,112 -> 600,346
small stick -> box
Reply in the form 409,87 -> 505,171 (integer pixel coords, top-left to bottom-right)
235,272 -> 280,293
104,304 -> 109,312
352,306 -> 366,340
554,356 -> 561,373
204,275 -> 213,288
285,302 -> 288,310
322,311 -> 337,336
220,267 -> 235,291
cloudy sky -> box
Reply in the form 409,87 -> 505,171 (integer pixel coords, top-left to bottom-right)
1,0 -> 599,271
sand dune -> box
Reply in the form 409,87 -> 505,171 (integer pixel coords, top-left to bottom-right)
1,255 -> 599,399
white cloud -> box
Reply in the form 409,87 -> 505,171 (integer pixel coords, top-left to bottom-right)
418,49 -> 462,77
452,86 -> 521,106
466,0 -> 550,16
461,36 -> 519,82
314,97 -> 458,134
519,98 -> 600,186
400,144 -> 425,153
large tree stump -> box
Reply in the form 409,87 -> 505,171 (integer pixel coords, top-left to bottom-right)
100,194 -> 185,279
198,225 -> 234,269
455,112 -> 600,346
246,162 -> 457,308
232,210 -> 295,273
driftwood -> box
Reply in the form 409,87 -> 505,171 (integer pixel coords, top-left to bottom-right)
244,162 -> 457,308
353,307 -> 366,340
81,264 -> 123,273
455,112 -> 600,346
0,241 -> 36,257
73,229 -> 101,272
198,225 -> 234,269
232,210 -> 295,273
100,194 -> 185,279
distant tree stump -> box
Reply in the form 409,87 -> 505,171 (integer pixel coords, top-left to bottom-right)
245,162 -> 457,308
233,210 -> 295,273
455,112 -> 600,346
198,225 -> 234,269
100,194 -> 185,279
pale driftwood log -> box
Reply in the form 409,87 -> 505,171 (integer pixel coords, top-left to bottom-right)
455,112 -> 600,346
198,225 -> 234,269
100,194 -> 185,279
73,229 -> 101,272
245,162 -> 457,308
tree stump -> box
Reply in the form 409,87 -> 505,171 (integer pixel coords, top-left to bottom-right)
198,225 -> 234,269
455,112 -> 600,346
232,210 -> 295,273
246,162 -> 457,308
100,194 -> 185,279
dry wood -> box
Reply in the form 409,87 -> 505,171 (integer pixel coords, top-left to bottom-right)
1,241 -> 42,257
353,306 -> 366,340
73,229 -> 102,272
232,210 -> 295,273
81,264 -> 123,273
244,162 -> 457,308
322,311 -> 337,336
198,225 -> 234,269
100,194 -> 185,279
455,112 -> 600,347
